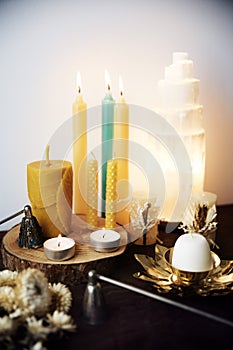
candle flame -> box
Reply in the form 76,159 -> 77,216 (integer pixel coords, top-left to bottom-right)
105,69 -> 111,91
119,75 -> 124,96
76,71 -> 82,94
57,234 -> 62,247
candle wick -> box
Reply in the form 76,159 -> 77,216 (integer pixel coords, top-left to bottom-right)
58,241 -> 61,247
45,145 -> 51,166
102,233 -> 106,239
90,151 -> 96,161
120,90 -> 123,96
107,84 -> 111,91
78,86 -> 81,94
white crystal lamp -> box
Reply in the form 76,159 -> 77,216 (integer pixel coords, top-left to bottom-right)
156,52 -> 206,222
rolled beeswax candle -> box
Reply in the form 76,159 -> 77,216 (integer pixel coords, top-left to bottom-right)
105,159 -> 117,229
86,159 -> 98,228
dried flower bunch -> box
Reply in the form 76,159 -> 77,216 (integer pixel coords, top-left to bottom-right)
179,202 -> 218,248
0,268 -> 75,350
130,200 -> 159,234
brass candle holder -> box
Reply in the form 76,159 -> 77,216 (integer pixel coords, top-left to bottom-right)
164,248 -> 220,287
134,244 -> 233,297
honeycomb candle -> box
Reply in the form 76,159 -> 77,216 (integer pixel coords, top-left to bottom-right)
172,233 -> 213,272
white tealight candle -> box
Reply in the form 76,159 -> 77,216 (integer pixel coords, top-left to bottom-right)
172,233 -> 213,272
90,229 -> 120,252
44,234 -> 75,261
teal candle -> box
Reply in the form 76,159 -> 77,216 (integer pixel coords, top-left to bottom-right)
101,70 -> 115,217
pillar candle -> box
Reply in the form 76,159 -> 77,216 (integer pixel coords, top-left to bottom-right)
101,70 -> 115,217
72,72 -> 87,215
105,159 -> 117,229
27,145 -> 73,238
114,76 -> 129,226
86,159 -> 98,228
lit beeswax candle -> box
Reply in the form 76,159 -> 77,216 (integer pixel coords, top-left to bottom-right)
27,145 -> 73,238
114,76 -> 129,225
105,159 -> 117,229
72,72 -> 87,215
86,159 -> 98,228
102,70 -> 115,216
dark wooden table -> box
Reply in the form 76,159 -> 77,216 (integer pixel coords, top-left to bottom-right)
1,204 -> 233,350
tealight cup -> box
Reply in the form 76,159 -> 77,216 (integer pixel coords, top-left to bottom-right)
90,229 -> 120,252
44,235 -> 75,261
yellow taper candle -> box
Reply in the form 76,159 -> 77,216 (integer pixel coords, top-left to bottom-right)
86,159 -> 98,228
105,159 -> 117,229
72,71 -> 87,215
114,76 -> 129,225
27,145 -> 73,238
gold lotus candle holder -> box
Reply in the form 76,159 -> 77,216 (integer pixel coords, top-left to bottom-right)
164,248 -> 220,287
134,244 -> 233,297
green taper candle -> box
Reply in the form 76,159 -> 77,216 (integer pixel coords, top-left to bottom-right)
101,70 -> 115,217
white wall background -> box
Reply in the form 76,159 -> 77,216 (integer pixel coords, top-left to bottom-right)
0,0 -> 233,229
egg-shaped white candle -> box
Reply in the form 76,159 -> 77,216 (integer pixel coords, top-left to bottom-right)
90,229 -> 120,252
44,235 -> 75,261
172,233 -> 213,272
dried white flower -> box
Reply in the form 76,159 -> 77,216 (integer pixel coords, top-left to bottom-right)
130,200 -> 159,232
9,308 -> 24,319
15,268 -> 51,317
0,315 -> 14,334
26,316 -> 45,333
26,316 -> 50,342
49,283 -> 72,313
0,270 -> 18,287
0,268 -> 75,349
0,286 -> 17,312
47,310 -> 76,332
30,341 -> 47,350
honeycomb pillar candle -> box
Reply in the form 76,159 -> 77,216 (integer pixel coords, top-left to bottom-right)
86,159 -> 98,228
72,71 -> 87,215
27,145 -> 73,238
114,76 -> 130,226
105,159 -> 117,229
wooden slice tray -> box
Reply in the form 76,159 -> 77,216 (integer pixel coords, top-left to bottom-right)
1,221 -> 127,285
